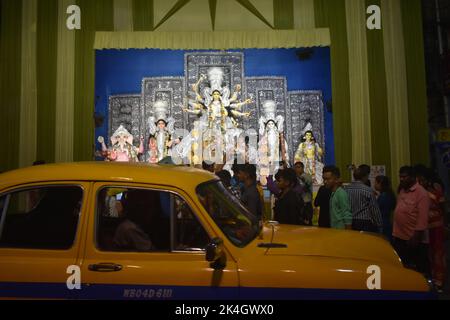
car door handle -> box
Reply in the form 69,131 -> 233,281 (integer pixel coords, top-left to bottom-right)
88,263 -> 123,272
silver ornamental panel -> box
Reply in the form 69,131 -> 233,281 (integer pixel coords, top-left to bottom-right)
288,91 -> 325,156
106,53 -> 327,166
185,52 -> 244,130
108,94 -> 141,140
244,77 -> 292,160
141,77 -> 185,136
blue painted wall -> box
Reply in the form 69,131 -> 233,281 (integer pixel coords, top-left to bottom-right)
95,48 -> 335,165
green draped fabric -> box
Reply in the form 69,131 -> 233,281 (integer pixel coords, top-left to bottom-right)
315,0 -> 352,180
19,0 -> 38,168
366,0 -> 391,174
0,0 -> 22,172
154,0 -> 191,30
209,0 -> 217,30
381,0 -> 411,187
114,0 -> 133,31
345,0 -> 372,166
36,0 -> 58,164
133,0 -> 154,31
74,0 -> 114,161
294,0 -> 316,29
236,0 -> 274,29
55,0 -> 76,163
401,0 -> 430,166
274,0 -> 294,29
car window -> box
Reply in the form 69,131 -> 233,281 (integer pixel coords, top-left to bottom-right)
0,186 -> 83,250
173,194 -> 210,251
0,196 -> 6,236
0,196 -> 5,219
96,187 -> 209,253
196,181 -> 260,247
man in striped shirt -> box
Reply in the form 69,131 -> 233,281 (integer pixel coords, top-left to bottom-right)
344,168 -> 383,233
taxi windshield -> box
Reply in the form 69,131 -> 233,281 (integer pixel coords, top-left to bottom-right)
196,180 -> 260,247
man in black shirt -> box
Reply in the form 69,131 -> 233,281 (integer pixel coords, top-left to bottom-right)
314,185 -> 332,228
273,168 -> 304,225
234,164 -> 262,219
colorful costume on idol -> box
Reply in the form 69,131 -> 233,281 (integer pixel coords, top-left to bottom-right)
257,100 -> 289,184
147,100 -> 178,163
294,124 -> 324,184
97,125 -> 144,162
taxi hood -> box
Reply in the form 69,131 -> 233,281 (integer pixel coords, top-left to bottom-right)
258,224 -> 401,265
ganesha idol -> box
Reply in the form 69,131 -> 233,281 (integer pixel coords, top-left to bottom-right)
97,125 -> 144,162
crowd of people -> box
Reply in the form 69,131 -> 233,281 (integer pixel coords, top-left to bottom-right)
211,161 -> 447,293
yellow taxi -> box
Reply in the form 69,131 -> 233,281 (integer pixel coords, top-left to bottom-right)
0,162 -> 433,299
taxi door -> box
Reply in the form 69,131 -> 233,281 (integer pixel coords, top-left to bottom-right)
78,182 -> 239,300
0,182 -> 91,299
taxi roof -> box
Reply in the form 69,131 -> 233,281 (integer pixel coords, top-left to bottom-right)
0,162 -> 218,190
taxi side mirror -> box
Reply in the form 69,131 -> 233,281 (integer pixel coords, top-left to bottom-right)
205,237 -> 226,270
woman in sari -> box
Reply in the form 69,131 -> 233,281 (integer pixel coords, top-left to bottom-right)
418,169 -> 446,293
